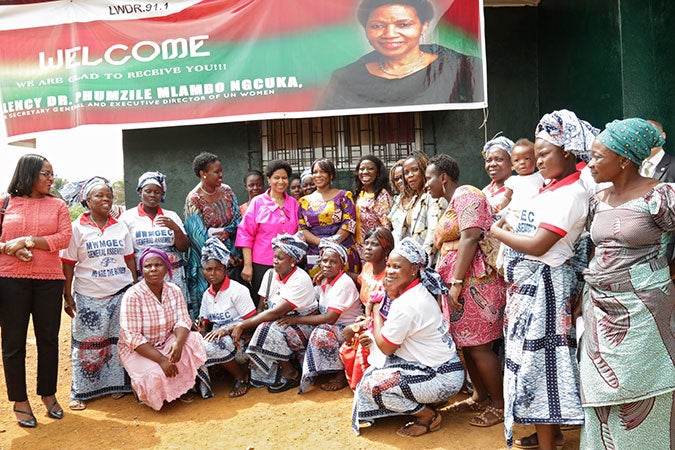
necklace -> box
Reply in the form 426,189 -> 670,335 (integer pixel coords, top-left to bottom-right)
379,53 -> 426,78
90,215 -> 107,236
199,184 -> 217,196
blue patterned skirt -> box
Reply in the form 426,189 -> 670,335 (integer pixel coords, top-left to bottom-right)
299,323 -> 346,393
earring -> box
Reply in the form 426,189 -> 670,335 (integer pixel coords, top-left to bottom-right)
203,175 -> 206,179
442,184 -> 447,195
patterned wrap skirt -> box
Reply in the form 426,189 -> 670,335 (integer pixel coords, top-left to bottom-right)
351,354 -> 464,435
503,257 -> 584,446
71,290 -> 132,400
299,323 -> 346,393
246,319 -> 315,387
196,334 -> 249,398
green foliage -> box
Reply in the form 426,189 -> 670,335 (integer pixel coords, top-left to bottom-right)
69,204 -> 85,222
112,180 -> 125,206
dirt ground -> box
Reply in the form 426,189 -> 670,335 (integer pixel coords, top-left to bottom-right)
0,315 -> 580,449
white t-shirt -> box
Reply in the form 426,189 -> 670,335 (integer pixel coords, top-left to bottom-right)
259,267 -> 316,314
317,272 -> 362,326
61,214 -> 135,297
199,278 -> 256,329
503,174 -> 589,267
381,282 -> 457,368
503,172 -> 545,228
119,204 -> 186,267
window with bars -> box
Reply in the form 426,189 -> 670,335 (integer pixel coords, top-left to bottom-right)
259,112 -> 431,173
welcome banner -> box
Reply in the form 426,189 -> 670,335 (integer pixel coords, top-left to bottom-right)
0,0 -> 486,138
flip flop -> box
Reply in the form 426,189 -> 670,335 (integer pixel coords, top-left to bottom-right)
396,411 -> 442,438
111,392 -> 126,400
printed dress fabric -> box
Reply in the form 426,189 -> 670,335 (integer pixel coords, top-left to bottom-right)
434,185 -> 506,347
400,192 -> 447,264
355,189 -> 392,258
184,184 -> 241,319
298,190 -> 361,273
119,281 -> 206,411
120,204 -> 189,303
483,180 -> 507,219
579,184 -> 675,449
388,194 -> 409,246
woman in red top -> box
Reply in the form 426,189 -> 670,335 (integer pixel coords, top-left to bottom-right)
0,154 -> 72,428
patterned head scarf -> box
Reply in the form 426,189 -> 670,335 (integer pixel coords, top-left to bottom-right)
482,136 -> 515,157
535,109 -> 599,162
368,227 -> 395,256
272,232 -> 308,262
596,118 -> 666,166
137,171 -> 167,202
201,236 -> 231,268
300,168 -> 313,183
139,247 -> 173,279
390,238 -> 449,296
319,237 -> 348,267
58,176 -> 112,208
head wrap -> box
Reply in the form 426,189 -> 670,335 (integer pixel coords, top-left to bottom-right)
482,136 -> 515,157
272,232 -> 308,262
369,227 -> 395,256
596,118 -> 666,166
319,238 -> 348,267
535,109 -> 599,162
137,171 -> 167,202
201,237 -> 231,268
58,176 -> 112,208
390,238 -> 449,296
300,168 -> 313,183
139,247 -> 173,279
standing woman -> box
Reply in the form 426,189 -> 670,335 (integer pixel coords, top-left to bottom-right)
60,177 -> 137,410
400,151 -> 447,262
481,136 -> 514,214
300,169 -> 316,196
425,154 -> 506,428
239,170 -> 264,216
120,171 -> 189,303
118,248 -> 207,410
0,154 -> 71,427
353,155 -> 392,258
490,111 -> 594,449
388,159 -> 414,246
580,119 -> 674,449
184,152 -> 242,319
236,160 -> 299,302
352,238 -> 464,437
298,158 -> 361,273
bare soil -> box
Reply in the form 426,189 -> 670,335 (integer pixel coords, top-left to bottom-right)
0,315 -> 580,449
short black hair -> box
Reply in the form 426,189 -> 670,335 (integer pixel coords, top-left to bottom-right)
353,155 -> 391,199
192,152 -> 219,178
265,160 -> 292,178
428,153 -> 460,183
243,170 -> 264,184
311,158 -> 337,181
7,153 -> 49,197
357,0 -> 434,28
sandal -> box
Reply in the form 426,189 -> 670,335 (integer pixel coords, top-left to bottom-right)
229,378 -> 250,398
447,397 -> 487,413
396,411 -> 442,437
13,406 -> 37,428
469,405 -> 504,427
111,392 -> 125,400
68,399 -> 86,411
320,374 -> 348,392
513,432 -> 564,450
179,392 -> 194,403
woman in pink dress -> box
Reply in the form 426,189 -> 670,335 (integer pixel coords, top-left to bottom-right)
118,248 -> 206,410
426,153 -> 506,428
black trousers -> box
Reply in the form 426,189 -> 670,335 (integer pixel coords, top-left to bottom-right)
251,263 -> 272,308
0,277 -> 63,402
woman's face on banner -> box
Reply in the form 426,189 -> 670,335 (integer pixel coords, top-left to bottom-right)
365,4 -> 428,60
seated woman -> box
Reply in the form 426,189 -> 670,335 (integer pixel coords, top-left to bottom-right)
340,227 -> 395,390
231,233 -> 317,393
293,240 -> 361,393
197,237 -> 256,398
352,238 -> 464,437
118,248 -> 207,410
59,177 -> 137,410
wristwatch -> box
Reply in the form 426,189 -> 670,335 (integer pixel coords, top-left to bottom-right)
450,277 -> 463,286
25,236 -> 35,248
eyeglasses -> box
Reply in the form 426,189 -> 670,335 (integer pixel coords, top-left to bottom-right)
40,171 -> 56,179
393,176 -> 403,182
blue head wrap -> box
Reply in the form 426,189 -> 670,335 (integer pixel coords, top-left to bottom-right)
535,109 -> 599,162
482,136 -> 515,157
58,176 -> 112,208
390,238 -> 449,296
596,118 -> 666,165
137,171 -> 167,202
201,237 -> 231,268
300,168 -> 313,183
319,237 -> 348,267
272,232 -> 308,262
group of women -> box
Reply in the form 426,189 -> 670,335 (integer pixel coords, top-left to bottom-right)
0,111 -> 671,450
